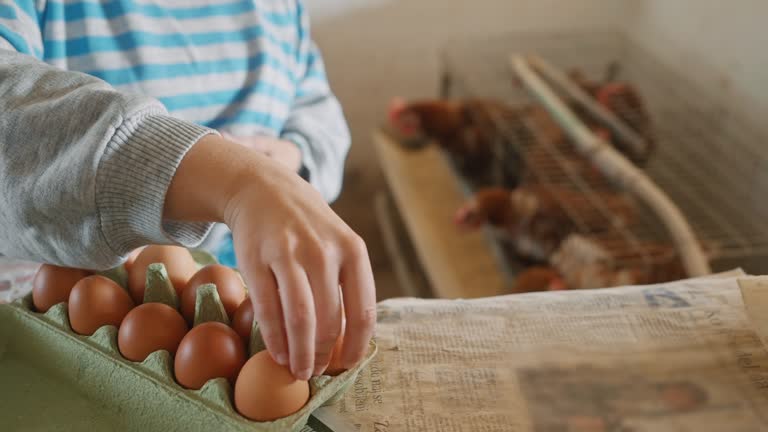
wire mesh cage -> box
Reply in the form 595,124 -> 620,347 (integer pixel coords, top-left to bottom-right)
438,31 -> 768,286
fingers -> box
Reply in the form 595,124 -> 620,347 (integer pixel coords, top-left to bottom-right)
272,260 -> 316,380
304,247 -> 342,376
339,235 -> 377,369
243,265 -> 288,366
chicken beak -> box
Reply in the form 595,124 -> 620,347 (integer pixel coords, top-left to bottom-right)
454,205 -> 481,230
453,206 -> 469,227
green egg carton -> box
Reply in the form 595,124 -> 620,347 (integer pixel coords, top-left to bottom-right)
0,251 -> 376,431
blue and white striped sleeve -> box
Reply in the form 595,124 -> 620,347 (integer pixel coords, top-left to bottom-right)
0,0 -> 43,56
280,1 -> 350,203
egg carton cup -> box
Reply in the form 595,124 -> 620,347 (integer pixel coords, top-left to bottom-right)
0,252 -> 376,431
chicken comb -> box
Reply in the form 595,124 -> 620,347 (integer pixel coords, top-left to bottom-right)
387,97 -> 407,124
595,82 -> 630,108
453,203 -> 469,225
547,277 -> 567,291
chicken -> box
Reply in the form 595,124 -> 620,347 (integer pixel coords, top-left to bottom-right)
388,98 -> 526,188
569,68 -> 656,164
594,82 -> 655,163
454,185 -> 636,262
387,95 -> 647,190
550,234 -> 686,289
512,266 -> 566,293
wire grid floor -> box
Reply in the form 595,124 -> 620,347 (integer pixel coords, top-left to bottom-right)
440,31 -> 768,275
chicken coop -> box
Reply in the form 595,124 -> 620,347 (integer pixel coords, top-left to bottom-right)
375,30 -> 768,298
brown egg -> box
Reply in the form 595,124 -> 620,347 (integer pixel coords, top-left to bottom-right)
174,321 -> 246,389
180,265 -> 246,323
231,298 -> 254,342
123,247 -> 144,273
118,303 -> 188,362
68,276 -> 134,335
32,265 -> 91,312
128,245 -> 197,304
234,351 -> 310,421
326,302 -> 347,376
325,331 -> 346,376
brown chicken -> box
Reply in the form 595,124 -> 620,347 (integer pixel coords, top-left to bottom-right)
512,266 -> 567,293
388,98 -> 526,187
569,68 -> 656,164
550,234 -> 686,289
454,185 -> 636,262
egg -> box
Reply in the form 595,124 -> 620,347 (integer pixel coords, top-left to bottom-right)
326,302 -> 347,376
325,330 -> 346,376
234,351 -> 310,421
128,245 -> 197,304
174,321 -> 246,389
32,264 -> 91,312
123,247 -> 144,273
180,264 -> 246,324
231,298 -> 254,342
68,275 -> 134,335
118,303 -> 188,362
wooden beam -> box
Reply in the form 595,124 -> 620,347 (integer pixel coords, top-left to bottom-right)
374,130 -> 508,299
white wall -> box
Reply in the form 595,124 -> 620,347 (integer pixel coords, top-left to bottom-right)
304,0 -> 768,293
624,0 -> 768,126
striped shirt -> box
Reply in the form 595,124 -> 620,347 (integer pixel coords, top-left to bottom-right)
0,0 -> 349,198
0,0 -> 350,268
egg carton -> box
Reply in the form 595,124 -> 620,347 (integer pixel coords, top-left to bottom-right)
0,252 -> 376,431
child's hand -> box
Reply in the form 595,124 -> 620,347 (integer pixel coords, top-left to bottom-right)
164,135 -> 375,380
222,132 -> 302,173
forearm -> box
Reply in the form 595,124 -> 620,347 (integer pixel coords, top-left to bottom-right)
164,135 -> 283,224
220,133 -> 303,175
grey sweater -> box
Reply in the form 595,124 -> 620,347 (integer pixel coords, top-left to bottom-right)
0,1 -> 350,270
0,50 -> 214,269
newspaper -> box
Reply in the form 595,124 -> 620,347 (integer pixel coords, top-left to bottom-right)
327,269 -> 768,431
5,258 -> 768,431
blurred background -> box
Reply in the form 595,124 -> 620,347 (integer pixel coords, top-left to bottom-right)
305,0 -> 768,301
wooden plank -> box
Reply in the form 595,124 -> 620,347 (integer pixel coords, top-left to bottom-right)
373,130 -> 507,299
373,192 -> 423,299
